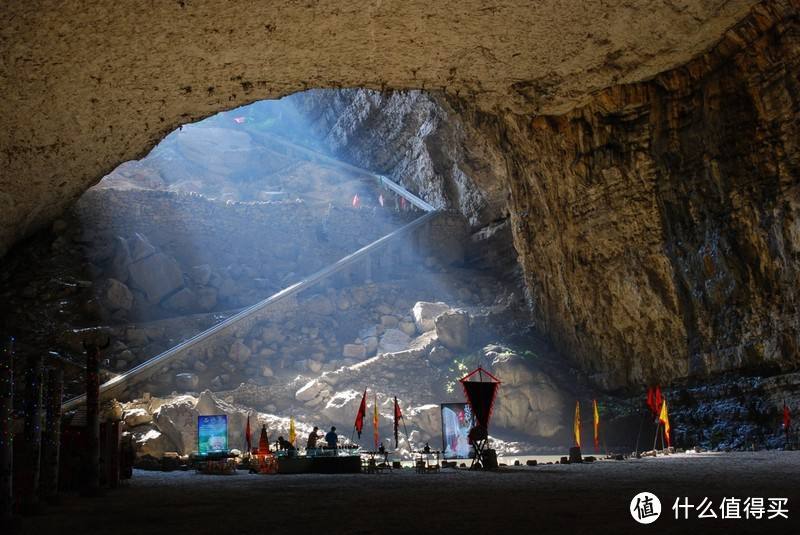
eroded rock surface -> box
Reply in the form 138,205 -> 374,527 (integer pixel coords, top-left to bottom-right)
0,0 -> 764,256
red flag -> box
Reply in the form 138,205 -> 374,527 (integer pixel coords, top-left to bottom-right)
373,394 -> 379,450
245,415 -> 252,452
393,397 -> 402,448
784,401 -> 792,435
354,389 -> 367,439
654,387 -> 663,417
646,387 -> 655,415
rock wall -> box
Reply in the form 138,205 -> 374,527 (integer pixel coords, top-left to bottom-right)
500,2 -> 800,388
294,89 -> 509,229
295,2 -> 800,390
0,0 -> 761,257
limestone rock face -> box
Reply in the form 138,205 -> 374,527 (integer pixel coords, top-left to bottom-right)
499,7 -> 800,386
0,0 -> 763,257
487,350 -> 564,438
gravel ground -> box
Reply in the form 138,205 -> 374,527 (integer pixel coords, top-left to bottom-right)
15,451 -> 800,535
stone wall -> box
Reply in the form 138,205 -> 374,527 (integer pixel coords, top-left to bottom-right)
500,2 -> 800,388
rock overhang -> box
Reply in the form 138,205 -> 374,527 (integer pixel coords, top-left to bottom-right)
0,0 -> 763,256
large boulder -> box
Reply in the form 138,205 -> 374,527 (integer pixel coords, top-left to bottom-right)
320,389 -> 363,426
434,311 -> 470,351
405,404 -> 441,437
128,232 -> 156,262
488,349 -> 565,438
132,425 -> 179,458
153,395 -> 199,454
162,287 -> 198,312
128,252 -> 185,304
412,301 -> 451,333
98,278 -> 133,312
123,407 -> 152,428
190,264 -> 212,286
378,329 -> 412,354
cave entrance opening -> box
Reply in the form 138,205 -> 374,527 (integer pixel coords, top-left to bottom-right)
3,89 -> 530,467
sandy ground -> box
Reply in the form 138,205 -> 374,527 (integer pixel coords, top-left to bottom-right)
14,451 -> 800,535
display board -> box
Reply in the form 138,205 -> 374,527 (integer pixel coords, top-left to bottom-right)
198,414 -> 228,454
440,403 -> 472,459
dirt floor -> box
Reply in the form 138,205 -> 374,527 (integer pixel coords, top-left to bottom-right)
14,451 -> 800,535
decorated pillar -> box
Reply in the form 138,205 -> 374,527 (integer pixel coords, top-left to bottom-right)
84,343 -> 100,495
40,367 -> 62,502
22,353 -> 43,511
0,338 -> 14,522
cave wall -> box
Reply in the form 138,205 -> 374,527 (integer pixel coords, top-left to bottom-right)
4,0 -> 800,392
294,2 -> 800,390
293,89 -> 509,229
1,0 -> 762,258
499,2 -> 800,389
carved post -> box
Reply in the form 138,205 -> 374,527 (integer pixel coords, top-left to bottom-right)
0,338 -> 14,523
40,367 -> 62,502
85,344 -> 100,495
22,353 -> 43,512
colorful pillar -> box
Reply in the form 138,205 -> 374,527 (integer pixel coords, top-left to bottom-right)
40,367 -> 62,502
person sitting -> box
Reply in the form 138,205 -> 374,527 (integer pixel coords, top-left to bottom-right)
324,426 -> 338,449
306,426 -> 320,450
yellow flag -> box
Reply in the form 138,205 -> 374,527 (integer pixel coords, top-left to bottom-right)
574,401 -> 581,448
659,399 -> 671,448
593,399 -> 600,452
289,416 -> 296,446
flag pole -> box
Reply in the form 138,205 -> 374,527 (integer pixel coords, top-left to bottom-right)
652,420 -> 660,452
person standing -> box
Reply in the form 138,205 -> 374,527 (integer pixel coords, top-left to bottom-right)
306,426 -> 320,450
324,426 -> 338,449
